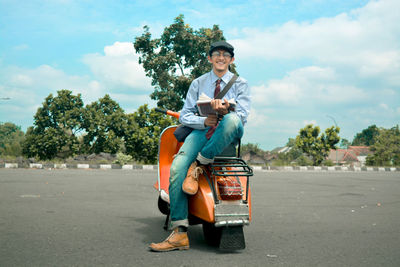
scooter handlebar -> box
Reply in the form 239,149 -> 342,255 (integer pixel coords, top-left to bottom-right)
155,107 -> 180,119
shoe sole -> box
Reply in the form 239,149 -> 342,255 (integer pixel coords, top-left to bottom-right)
182,187 -> 198,195
149,245 -> 190,252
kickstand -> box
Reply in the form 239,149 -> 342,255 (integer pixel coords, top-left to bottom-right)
163,213 -> 170,231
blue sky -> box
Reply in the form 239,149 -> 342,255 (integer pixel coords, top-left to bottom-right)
1,0 -> 399,150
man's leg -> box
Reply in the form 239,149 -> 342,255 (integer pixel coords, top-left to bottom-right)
168,129 -> 208,228
198,112 -> 244,162
149,129 -> 208,252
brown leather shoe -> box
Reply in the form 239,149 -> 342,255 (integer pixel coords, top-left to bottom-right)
182,162 -> 203,195
149,228 -> 189,252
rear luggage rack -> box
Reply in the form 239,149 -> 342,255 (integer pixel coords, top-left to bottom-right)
211,157 -> 253,177
208,157 -> 253,203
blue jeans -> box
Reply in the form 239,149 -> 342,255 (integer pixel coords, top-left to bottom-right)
168,113 -> 244,228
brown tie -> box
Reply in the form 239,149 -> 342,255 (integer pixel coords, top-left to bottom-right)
206,79 -> 222,139
214,79 -> 221,98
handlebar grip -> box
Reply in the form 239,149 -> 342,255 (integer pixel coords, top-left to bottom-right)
155,107 -> 167,114
154,107 -> 180,119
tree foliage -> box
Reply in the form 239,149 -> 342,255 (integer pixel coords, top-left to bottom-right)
340,138 -> 351,149
20,89 -> 176,162
0,122 -> 25,156
366,125 -> 400,166
124,104 -> 174,164
352,125 -> 379,146
295,124 -> 340,166
124,105 -> 174,164
285,138 -> 305,164
241,143 -> 265,157
22,90 -> 84,160
134,14 -> 234,111
82,95 -> 127,154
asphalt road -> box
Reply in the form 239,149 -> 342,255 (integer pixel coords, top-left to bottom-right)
0,169 -> 399,267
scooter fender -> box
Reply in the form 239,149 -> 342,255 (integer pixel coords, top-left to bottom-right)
188,173 -> 216,223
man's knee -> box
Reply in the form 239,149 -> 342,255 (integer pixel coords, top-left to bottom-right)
222,113 -> 243,133
225,112 -> 241,125
170,152 -> 188,183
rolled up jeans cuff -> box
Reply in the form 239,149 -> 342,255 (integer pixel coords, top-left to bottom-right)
170,219 -> 189,229
196,152 -> 214,165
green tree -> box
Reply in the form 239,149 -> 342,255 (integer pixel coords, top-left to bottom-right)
366,126 -> 400,166
352,125 -> 379,146
241,143 -> 265,157
124,105 -> 174,164
340,138 -> 351,149
0,122 -> 25,157
81,95 -> 127,154
295,124 -> 340,166
22,90 -> 84,160
286,138 -> 296,148
134,14 -> 234,111
273,138 -> 303,166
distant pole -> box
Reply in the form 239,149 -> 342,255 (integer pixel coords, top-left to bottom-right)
327,115 -> 338,165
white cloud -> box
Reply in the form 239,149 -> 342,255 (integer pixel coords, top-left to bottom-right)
379,103 -> 389,110
303,120 -> 317,126
246,107 -> 268,127
0,65 -> 101,119
82,41 -> 152,92
234,0 -> 399,150
232,0 -> 400,87
234,0 -> 400,58
251,66 -> 369,107
104,41 -> 133,56
0,42 -> 155,130
13,44 -> 29,51
10,74 -> 33,87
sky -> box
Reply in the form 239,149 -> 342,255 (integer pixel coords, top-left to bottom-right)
0,0 -> 399,150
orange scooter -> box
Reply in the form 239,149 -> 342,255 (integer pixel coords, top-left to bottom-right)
154,108 -> 253,250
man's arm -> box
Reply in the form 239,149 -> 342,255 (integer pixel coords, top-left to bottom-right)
232,78 -> 251,125
179,79 -> 207,129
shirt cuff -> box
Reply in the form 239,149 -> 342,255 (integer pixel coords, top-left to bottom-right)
198,116 -> 207,129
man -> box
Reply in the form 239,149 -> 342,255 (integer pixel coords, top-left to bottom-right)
149,41 -> 250,252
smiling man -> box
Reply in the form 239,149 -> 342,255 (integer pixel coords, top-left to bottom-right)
149,41 -> 251,252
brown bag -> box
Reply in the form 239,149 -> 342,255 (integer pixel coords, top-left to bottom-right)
216,167 -> 243,200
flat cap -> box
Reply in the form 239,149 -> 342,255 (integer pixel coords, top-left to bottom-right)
209,41 -> 234,57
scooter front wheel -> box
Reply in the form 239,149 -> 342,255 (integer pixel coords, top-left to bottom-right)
157,196 -> 170,215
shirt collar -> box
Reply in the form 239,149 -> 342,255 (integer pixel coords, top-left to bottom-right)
210,70 -> 233,84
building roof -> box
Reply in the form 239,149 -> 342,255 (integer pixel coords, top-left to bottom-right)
242,152 -> 265,164
328,146 -> 372,163
348,146 -> 372,156
328,149 -> 358,162
271,146 -> 292,153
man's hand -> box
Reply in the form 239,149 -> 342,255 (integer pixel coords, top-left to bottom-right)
204,114 -> 218,127
210,99 -> 230,115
